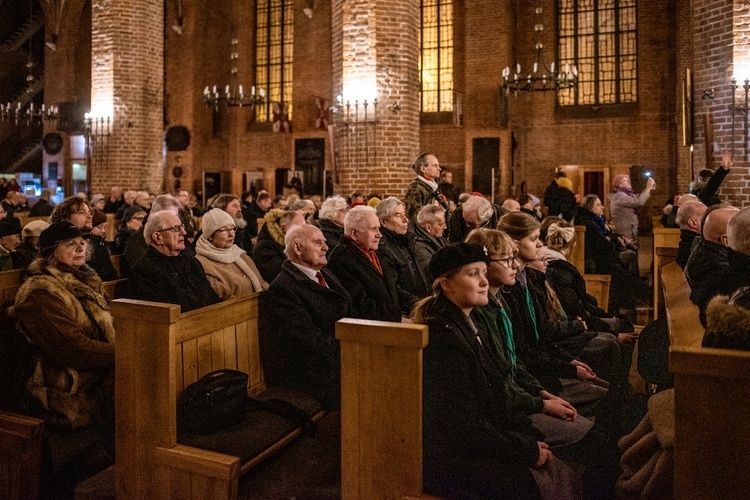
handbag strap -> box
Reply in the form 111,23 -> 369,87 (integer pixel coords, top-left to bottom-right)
246,396 -> 317,436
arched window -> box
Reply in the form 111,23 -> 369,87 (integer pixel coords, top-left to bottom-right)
558,0 -> 637,106
420,0 -> 453,112
255,0 -> 294,122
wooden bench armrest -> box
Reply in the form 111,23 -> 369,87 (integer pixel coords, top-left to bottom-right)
155,444 -> 241,481
0,411 -> 44,500
0,411 -> 44,440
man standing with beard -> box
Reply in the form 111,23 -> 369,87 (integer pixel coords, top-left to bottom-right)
211,194 -> 252,253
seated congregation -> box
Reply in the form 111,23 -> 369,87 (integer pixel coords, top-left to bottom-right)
2,157 -> 749,499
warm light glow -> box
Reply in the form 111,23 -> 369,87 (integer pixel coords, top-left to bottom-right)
342,76 -> 377,104
90,99 -> 113,120
734,61 -> 750,84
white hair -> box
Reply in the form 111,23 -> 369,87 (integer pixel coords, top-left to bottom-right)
375,197 -> 404,221
727,206 -> 750,255
416,205 -> 444,226
144,210 -> 178,242
462,196 -> 493,223
344,205 -> 376,233
151,193 -> 180,214
319,195 -> 348,220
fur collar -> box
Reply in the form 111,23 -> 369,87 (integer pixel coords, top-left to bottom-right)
263,208 -> 288,247
704,294 -> 750,350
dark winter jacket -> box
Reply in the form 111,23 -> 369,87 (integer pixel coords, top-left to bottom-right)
11,241 -> 38,270
448,203 -> 507,243
692,165 -> 730,206
327,236 -> 401,322
86,234 -> 119,282
318,218 -> 344,258
377,226 -> 428,315
252,216 -> 287,283
422,294 -> 542,497
408,221 -> 448,279
574,206 -> 623,275
686,238 -> 731,312
29,199 -> 54,217
676,229 -> 700,269
126,246 -> 221,313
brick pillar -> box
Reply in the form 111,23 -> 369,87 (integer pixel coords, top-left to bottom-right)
91,0 -> 163,194
331,0 -> 420,197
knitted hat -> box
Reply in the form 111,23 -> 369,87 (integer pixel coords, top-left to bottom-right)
428,242 -> 489,282
40,221 -> 82,257
367,197 -> 381,207
0,217 -> 21,237
122,206 -> 146,224
91,208 -> 107,228
91,194 -> 105,207
22,219 -> 50,239
201,208 -> 235,239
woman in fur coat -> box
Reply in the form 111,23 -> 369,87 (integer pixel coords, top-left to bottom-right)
12,221 -> 115,435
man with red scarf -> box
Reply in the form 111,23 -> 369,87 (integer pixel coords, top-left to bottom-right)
327,205 -> 402,322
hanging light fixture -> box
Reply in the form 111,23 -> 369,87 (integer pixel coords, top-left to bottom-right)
502,5 -> 578,94
203,37 -> 265,111
0,0 -> 59,126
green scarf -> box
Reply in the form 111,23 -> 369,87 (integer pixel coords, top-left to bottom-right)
523,284 -> 540,342
498,305 -> 517,377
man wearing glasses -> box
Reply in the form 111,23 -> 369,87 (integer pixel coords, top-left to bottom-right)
126,210 -> 220,312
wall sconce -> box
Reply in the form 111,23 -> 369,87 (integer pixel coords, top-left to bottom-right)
731,78 -> 750,160
388,100 -> 401,113
303,0 -> 315,19
172,0 -> 184,34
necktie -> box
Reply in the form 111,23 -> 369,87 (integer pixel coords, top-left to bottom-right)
316,271 -> 328,288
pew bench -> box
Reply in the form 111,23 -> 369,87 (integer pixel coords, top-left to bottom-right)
113,293 -> 325,499
661,261 -> 750,498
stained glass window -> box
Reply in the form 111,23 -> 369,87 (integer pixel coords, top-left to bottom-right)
255,0 -> 294,122
420,1 -> 453,112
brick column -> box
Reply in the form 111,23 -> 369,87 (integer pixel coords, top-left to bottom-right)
91,0 -> 163,194
331,0 -> 420,196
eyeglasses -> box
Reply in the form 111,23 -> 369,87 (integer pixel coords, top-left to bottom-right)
490,254 -> 518,268
156,224 -> 185,233
215,226 -> 237,234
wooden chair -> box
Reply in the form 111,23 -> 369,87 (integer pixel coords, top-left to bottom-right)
583,274 -> 611,312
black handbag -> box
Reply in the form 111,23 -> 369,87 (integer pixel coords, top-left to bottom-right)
177,369 -> 249,435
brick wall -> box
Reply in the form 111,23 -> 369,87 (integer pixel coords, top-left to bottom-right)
91,0 -> 164,194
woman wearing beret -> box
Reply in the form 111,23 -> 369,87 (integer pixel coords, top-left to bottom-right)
195,208 -> 268,300
12,221 -> 115,443
412,242 -> 618,499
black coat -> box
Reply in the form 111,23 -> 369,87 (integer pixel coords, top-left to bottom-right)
503,270 -> 577,393
377,226 -> 428,315
676,229 -> 699,269
574,207 -> 622,275
261,260 -> 351,410
29,199 -> 54,216
422,294 -> 541,498
546,258 -> 626,334
243,201 -> 268,239
10,241 -> 37,270
327,236 -> 401,322
318,218 -> 344,258
686,238 -> 731,312
557,189 -> 578,222
543,180 -> 561,215
693,247 -> 750,326
252,223 -> 286,283
126,246 -> 221,313
86,234 -> 119,282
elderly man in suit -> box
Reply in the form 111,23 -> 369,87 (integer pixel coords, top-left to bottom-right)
327,205 -> 402,322
262,224 -> 351,410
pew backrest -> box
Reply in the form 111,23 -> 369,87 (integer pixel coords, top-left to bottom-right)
113,293 -> 264,499
653,246 -> 678,319
583,274 -> 611,312
661,261 -> 702,348
570,226 -> 586,275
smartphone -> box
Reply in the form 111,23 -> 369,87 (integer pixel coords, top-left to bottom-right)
644,170 -> 652,178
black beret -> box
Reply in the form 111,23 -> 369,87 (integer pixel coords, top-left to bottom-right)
40,221 -> 83,257
0,217 -> 21,237
428,242 -> 489,282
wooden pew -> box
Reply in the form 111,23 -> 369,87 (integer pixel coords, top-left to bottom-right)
661,261 -> 750,498
653,246 -> 678,319
570,225 -> 586,275
0,272 -> 125,500
105,213 -> 117,242
15,213 -> 47,229
652,227 -> 680,319
336,319 -> 429,499
113,293 -> 324,499
582,274 -> 611,312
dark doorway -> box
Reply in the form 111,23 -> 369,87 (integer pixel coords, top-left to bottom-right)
583,171 -> 605,199
295,138 -> 325,196
472,137 -> 500,196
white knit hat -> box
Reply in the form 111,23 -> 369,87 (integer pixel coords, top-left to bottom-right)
201,208 -> 235,238
22,219 -> 50,239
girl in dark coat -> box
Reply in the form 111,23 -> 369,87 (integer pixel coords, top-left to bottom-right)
413,242 -> 618,499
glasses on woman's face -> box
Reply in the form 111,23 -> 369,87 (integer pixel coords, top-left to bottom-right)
131,216 -> 145,222
490,254 -> 518,268
215,226 -> 237,235
157,224 -> 185,233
